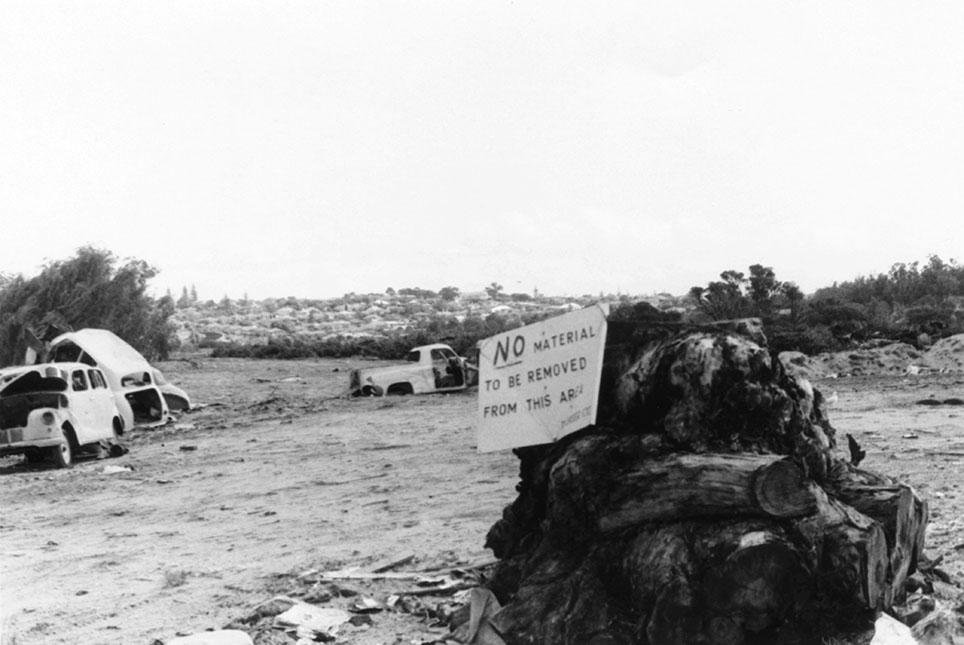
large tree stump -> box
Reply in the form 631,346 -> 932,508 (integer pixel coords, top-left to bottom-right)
483,320 -> 927,644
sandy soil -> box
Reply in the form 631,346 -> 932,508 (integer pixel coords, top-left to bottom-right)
1,357 -> 962,644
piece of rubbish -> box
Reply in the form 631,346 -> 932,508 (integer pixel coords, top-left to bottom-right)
349,597 -> 383,613
157,479 -> 175,484
247,595 -> 297,621
174,423 -> 197,431
902,434 -> 919,439
166,630 -> 254,645
274,603 -> 350,637
102,465 -> 133,475
397,579 -> 474,597
450,588 -> 505,645
180,445 -> 198,451
318,568 -> 446,584
870,613 -> 918,645
370,552 -> 416,573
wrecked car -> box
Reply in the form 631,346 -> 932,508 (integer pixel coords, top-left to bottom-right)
0,363 -> 124,467
47,329 -> 190,429
350,343 -> 474,396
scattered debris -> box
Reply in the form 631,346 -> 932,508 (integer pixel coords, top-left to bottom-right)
166,630 -> 254,645
370,552 -> 416,573
870,613 -> 918,645
893,593 -> 938,627
180,445 -> 198,452
450,588 -> 505,645
243,596 -> 297,623
102,465 -> 133,475
274,603 -> 350,640
349,596 -> 384,613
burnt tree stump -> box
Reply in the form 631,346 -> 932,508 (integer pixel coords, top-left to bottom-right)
483,320 -> 927,645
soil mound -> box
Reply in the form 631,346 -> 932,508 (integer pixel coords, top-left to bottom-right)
780,335 -> 964,379
780,343 -> 923,379
921,333 -> 964,372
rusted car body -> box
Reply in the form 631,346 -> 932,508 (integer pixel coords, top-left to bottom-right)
47,329 -> 190,429
0,362 -> 124,467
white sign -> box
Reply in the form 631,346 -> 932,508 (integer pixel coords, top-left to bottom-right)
476,304 -> 609,452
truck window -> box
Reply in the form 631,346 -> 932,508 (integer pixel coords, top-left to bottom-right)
430,349 -> 448,362
405,350 -> 420,362
440,347 -> 457,360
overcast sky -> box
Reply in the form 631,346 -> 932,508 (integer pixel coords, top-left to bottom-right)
2,2 -> 962,301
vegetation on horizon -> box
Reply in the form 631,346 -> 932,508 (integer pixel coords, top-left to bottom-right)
0,247 -> 176,366
2,249 -> 963,365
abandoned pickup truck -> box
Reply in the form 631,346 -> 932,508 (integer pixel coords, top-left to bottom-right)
350,343 -> 475,396
0,363 -> 125,467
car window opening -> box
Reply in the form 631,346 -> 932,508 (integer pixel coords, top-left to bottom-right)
125,389 -> 165,423
121,371 -> 153,387
71,371 -> 89,391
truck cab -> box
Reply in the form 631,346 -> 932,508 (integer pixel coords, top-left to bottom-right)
350,343 -> 473,396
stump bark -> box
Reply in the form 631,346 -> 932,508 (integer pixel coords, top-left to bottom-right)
483,320 -> 927,644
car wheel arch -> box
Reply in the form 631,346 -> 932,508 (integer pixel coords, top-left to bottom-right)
386,382 -> 414,395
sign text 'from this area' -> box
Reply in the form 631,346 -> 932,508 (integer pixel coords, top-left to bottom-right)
476,304 -> 608,452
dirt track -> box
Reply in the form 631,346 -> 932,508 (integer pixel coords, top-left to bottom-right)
1,358 -> 962,644
0,358 -> 517,644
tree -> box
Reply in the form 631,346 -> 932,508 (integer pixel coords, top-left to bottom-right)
439,286 -> 460,301
748,264 -> 780,316
485,282 -> 504,300
781,282 -> 804,323
691,265 -> 787,321
177,286 -> 191,309
0,247 -> 176,364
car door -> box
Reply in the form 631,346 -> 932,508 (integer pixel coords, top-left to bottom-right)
69,368 -> 95,442
439,347 -> 465,388
87,369 -> 115,438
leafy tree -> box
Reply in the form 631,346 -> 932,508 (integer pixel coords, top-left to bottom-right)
0,247 -> 176,364
177,286 -> 191,309
690,265 -> 785,321
748,264 -> 780,315
439,286 -> 460,301
781,282 -> 804,323
485,282 -> 504,300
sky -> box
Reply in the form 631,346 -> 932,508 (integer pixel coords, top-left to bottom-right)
2,1 -> 963,301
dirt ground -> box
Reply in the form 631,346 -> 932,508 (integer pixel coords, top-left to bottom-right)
1,357 -> 962,644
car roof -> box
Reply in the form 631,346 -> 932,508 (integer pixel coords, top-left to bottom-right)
49,329 -> 152,375
39,362 -> 99,372
410,343 -> 453,352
